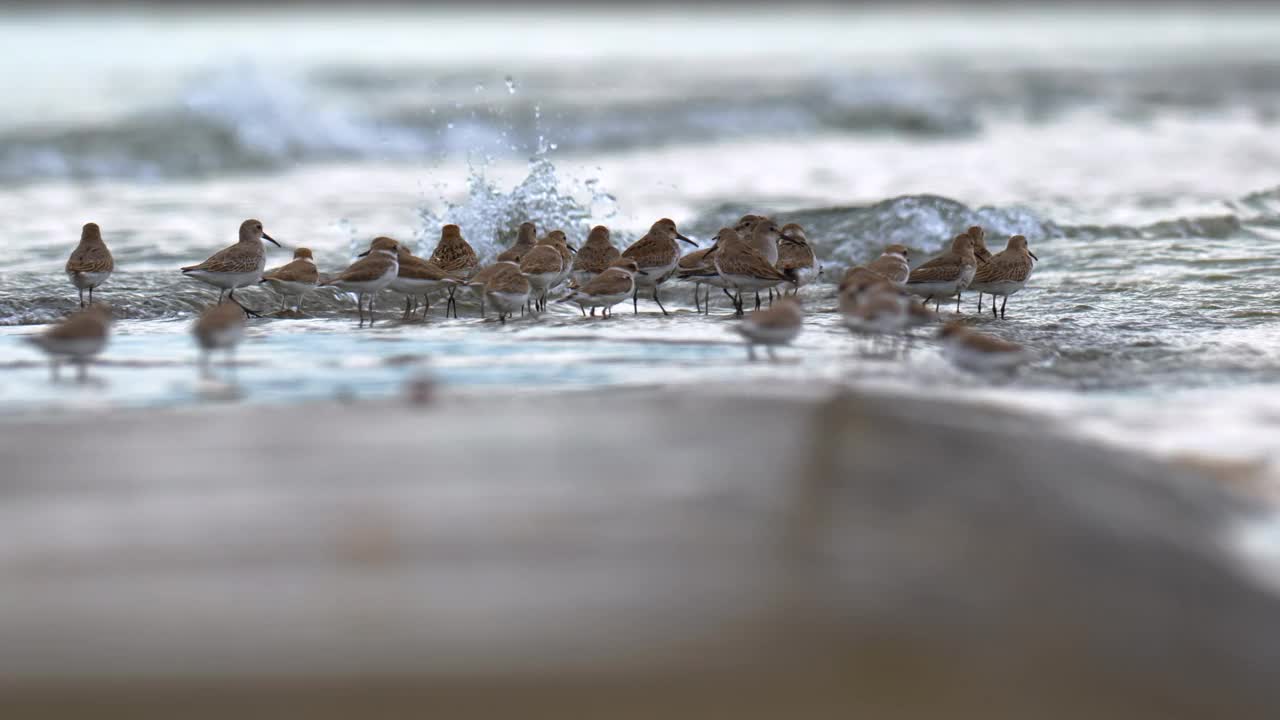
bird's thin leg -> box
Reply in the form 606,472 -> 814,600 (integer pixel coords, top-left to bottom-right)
88,286 -> 94,305
632,288 -> 639,314
977,293 -> 984,313
228,289 -> 261,318
369,292 -> 377,326
956,292 -> 962,313
1000,296 -> 1008,319
403,296 -> 411,320
653,286 -> 668,316
755,291 -> 762,311
78,288 -> 85,308
357,292 -> 365,327
218,289 -> 226,304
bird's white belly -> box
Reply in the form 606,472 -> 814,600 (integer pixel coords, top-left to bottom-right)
186,269 -> 263,290
68,271 -> 111,289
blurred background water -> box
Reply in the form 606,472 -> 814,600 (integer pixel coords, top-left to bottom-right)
3,5 -> 1280,478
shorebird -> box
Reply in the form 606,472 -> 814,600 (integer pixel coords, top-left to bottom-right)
193,302 -> 246,379
839,265 -> 893,295
735,297 -> 803,361
321,236 -> 400,327
840,278 -> 935,337
496,222 -> 538,264
483,261 -> 530,323
181,219 -> 281,317
620,218 -> 697,315
25,304 -> 112,382
904,233 -> 985,312
467,263 -> 508,318
866,244 -> 911,285
540,229 -> 577,292
259,247 -> 319,313
969,235 -> 1038,319
519,240 -> 567,313
745,219 -> 784,308
562,258 -> 645,318
709,227 -> 796,317
65,222 -> 114,308
427,224 -> 479,318
391,245 -> 461,320
939,321 -> 1029,372
777,223 -> 819,295
572,225 -> 620,288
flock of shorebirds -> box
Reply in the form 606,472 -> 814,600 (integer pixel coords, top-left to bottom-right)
26,214 -> 1039,381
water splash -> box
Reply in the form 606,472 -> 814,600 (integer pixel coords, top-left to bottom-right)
416,153 -> 617,260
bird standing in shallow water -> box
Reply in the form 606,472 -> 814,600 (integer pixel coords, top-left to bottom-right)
562,258 -> 645,318
904,233 -> 986,313
865,244 -> 911,285
193,302 -> 246,380
620,218 -> 698,315
969,235 -> 1038,319
426,224 -> 479,318
181,218 -> 281,317
25,304 -> 113,383
735,297 -> 804,361
65,222 -> 114,308
321,236 -> 400,328
260,247 -> 319,313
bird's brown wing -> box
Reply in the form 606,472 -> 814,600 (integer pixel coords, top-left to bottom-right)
262,259 -> 319,284
66,243 -> 114,274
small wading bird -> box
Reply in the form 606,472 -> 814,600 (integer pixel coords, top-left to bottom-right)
705,227 -> 798,317
181,218 -> 281,317
939,321 -> 1029,373
904,232 -> 986,313
561,258 -> 646,318
65,222 -> 114,308
259,247 -> 319,313
426,224 -> 479,318
390,245 -> 461,321
969,234 -> 1038,319
321,236 -> 400,327
193,302 -> 247,379
620,218 -> 698,315
735,297 -> 804,361
571,225 -> 620,288
25,304 -> 113,383
483,261 -> 531,324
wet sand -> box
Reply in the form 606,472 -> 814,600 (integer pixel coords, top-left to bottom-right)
1,383 -> 1278,718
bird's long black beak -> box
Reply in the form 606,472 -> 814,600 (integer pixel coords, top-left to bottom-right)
567,244 -> 578,254
1029,251 -> 1039,261
977,255 -> 989,264
357,249 -> 371,257
637,269 -> 649,276
262,232 -> 281,247
675,232 -> 697,246
780,236 -> 804,246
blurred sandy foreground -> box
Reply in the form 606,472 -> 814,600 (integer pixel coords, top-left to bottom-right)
0,383 -> 1278,719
